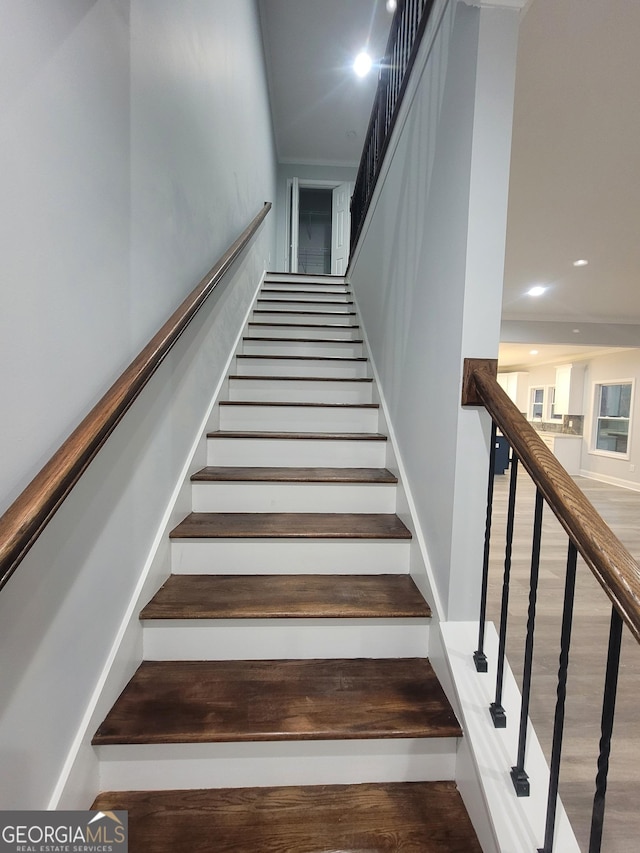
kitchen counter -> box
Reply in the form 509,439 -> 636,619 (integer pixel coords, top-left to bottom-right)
536,432 -> 582,475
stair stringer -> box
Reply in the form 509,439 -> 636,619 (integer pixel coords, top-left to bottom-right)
349,287 -> 581,853
348,284 -> 503,851
440,622 -> 581,853
49,269 -> 269,809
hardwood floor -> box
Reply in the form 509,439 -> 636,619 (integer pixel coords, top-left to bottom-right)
487,470 -> 640,852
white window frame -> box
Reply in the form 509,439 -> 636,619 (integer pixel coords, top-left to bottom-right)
590,379 -> 634,460
530,386 -> 545,421
547,386 -> 563,421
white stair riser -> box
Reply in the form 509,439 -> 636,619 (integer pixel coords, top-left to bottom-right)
234,357 -> 369,378
191,481 -> 396,513
96,738 -> 457,792
253,312 -> 357,325
219,404 -> 379,433
265,274 -> 345,285
207,437 -> 387,467
247,324 -> 359,340
228,378 -> 373,404
142,618 -> 429,660
257,299 -> 353,310
242,339 -> 364,357
171,539 -> 411,574
254,289 -> 354,310
260,285 -> 349,294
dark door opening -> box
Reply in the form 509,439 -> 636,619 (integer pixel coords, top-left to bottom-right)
298,188 -> 332,275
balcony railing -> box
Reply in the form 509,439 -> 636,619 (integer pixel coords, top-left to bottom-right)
350,0 -> 436,251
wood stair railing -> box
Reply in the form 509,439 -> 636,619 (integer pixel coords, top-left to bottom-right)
463,357 -> 640,852
462,358 -> 640,642
0,203 -> 271,593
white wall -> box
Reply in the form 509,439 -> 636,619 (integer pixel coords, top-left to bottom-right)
0,0 -> 276,808
0,0 -> 132,517
581,350 -> 640,488
274,163 -> 357,271
349,0 -> 522,620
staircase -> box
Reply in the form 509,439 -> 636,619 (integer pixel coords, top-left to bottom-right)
91,273 -> 481,852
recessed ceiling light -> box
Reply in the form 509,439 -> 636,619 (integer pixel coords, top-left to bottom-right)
529,350 -> 539,355
527,285 -> 547,297
353,52 -> 373,78
386,0 -> 398,11
573,259 -> 589,267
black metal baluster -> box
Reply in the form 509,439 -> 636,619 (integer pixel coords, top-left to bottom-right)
538,540 -> 578,853
511,487 -> 544,796
490,453 -> 519,727
474,420 -> 498,673
588,607 -> 624,853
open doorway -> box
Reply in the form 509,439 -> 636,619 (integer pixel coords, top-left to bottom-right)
286,179 -> 352,275
298,188 -> 332,274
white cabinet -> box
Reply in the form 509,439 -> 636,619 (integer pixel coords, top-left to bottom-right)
554,364 -> 585,415
538,434 -> 582,475
497,371 -> 529,414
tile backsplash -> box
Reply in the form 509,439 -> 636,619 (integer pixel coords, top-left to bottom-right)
532,415 -> 584,436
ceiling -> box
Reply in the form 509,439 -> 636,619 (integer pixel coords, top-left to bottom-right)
503,0 -> 640,332
258,0 -> 393,165
258,0 -> 640,366
498,343 -> 627,372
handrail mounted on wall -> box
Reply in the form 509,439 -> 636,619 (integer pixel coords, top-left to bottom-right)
0,202 -> 271,593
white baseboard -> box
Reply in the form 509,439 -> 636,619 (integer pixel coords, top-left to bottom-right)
441,621 -> 580,853
579,468 -> 640,493
51,269 -> 267,808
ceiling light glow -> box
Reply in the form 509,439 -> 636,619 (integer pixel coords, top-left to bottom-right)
386,0 -> 398,11
527,285 -> 547,297
573,259 -> 589,267
353,51 -> 373,78
529,350 -> 539,356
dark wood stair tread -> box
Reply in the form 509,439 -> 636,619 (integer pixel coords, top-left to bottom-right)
236,354 -> 367,362
207,430 -> 387,441
169,512 -> 412,540
248,322 -> 360,329
228,374 -> 373,383
218,400 -> 378,408
92,781 -> 482,852
191,466 -> 396,483
253,310 -> 357,316
140,574 -> 430,620
92,658 -> 460,745
242,336 -> 364,344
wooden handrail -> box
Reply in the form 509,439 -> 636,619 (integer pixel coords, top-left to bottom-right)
0,202 -> 272,592
463,357 -> 640,644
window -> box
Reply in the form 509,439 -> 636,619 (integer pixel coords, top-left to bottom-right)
530,387 -> 544,420
594,382 -> 632,455
549,386 -> 563,421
